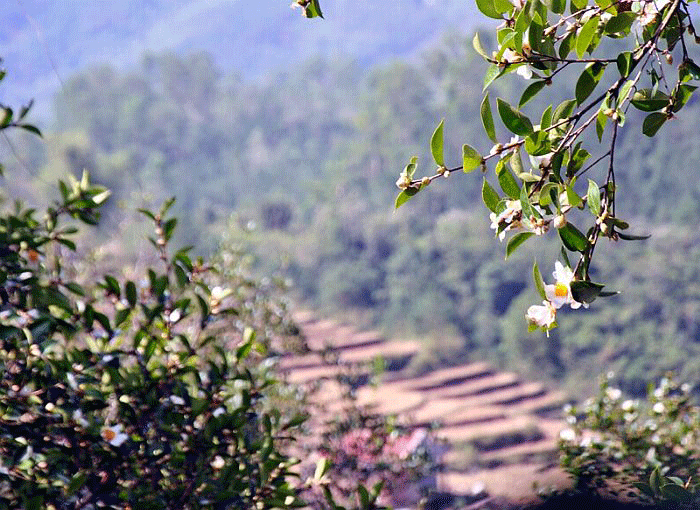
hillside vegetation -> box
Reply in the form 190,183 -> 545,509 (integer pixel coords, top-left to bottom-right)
3,31 -> 700,399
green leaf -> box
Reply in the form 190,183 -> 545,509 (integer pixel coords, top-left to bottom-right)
497,98 -> 534,136
395,188 -> 419,209
587,179 -> 601,217
482,179 -> 501,213
650,467 -> 662,496
533,261 -> 547,300
483,65 -> 505,91
559,223 -> 588,252
431,119 -> 445,167
552,99 -> 577,124
519,81 -> 546,108
631,89 -> 670,111
540,105 -> 553,129
672,84 -> 696,112
596,107 -> 608,141
476,0 -> 505,19
463,144 -> 482,172
642,112 -> 667,137
559,31 -> 575,59
302,0 -> 324,18
473,32 -> 490,60
616,52 -> 633,76
506,232 -> 534,259
497,164 -> 521,199
617,232 -> 651,241
64,282 -> 85,296
575,62 -> 606,105
576,17 -> 599,58
19,124 -> 42,137
565,184 -> 582,208
481,94 -> 498,142
125,281 -> 137,307
605,12 -> 636,34
570,280 -> 605,304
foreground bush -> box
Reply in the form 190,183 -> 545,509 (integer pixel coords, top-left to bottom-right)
560,374 -> 700,507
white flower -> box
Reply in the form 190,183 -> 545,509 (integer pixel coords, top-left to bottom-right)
210,286 -> 231,301
516,64 -> 533,80
101,424 -> 128,447
501,48 -> 525,65
544,261 -> 587,309
489,200 -> 522,241
211,455 -> 226,469
170,395 -> 185,406
653,402 -> 665,414
559,428 -> 576,442
529,152 -> 554,169
213,407 -> 226,417
606,387 -> 622,401
73,410 -> 89,428
526,300 -> 557,331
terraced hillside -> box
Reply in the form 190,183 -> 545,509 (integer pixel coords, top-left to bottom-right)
280,311 -> 573,508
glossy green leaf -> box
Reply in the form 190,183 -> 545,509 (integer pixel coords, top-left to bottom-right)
570,280 -> 605,303
431,119 -> 445,167
575,62 -> 605,105
559,222 -> 588,252
576,17 -> 598,58
497,98 -> 534,136
482,179 -> 501,213
463,144 -> 482,172
587,179 -> 601,217
481,94 -> 498,142
642,112 -> 667,137
506,232 -> 534,259
519,80 -> 546,108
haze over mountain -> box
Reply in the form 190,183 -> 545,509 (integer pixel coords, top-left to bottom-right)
1,0 -> 482,117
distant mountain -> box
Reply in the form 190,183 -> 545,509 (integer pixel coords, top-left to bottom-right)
1,0 -> 483,118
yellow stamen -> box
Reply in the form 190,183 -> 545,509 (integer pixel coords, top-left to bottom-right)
102,428 -> 116,441
554,283 -> 568,298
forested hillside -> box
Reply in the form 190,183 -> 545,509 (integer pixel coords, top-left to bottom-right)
0,0 -> 478,116
3,30 -> 700,399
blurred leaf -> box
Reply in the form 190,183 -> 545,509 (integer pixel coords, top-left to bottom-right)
476,0 -> 504,19
472,32 -> 490,60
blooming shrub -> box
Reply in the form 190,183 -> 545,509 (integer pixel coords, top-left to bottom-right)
559,373 -> 700,507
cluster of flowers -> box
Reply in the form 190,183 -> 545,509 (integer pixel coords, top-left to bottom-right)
526,261 -> 588,335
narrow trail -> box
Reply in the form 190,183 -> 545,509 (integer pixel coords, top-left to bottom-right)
280,311 -> 573,507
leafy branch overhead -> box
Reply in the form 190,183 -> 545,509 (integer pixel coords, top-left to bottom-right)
298,0 -> 696,335
389,0 -> 700,334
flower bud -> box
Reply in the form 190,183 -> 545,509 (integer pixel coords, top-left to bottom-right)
553,214 -> 567,229
421,176 -> 430,187
665,53 -> 673,65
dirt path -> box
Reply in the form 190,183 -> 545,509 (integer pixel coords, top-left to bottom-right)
280,311 -> 573,508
